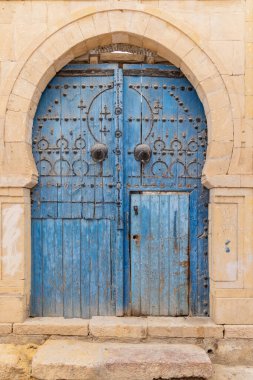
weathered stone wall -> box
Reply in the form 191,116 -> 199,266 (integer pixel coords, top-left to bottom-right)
0,0 -> 252,324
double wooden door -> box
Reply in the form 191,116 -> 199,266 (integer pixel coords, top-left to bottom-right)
31,64 -> 208,318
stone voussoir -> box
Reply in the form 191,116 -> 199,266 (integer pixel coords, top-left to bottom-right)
147,316 -> 224,338
13,317 -> 89,336
32,339 -> 213,380
89,316 -> 147,339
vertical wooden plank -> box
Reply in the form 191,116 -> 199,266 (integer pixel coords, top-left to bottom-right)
54,219 -> 63,315
130,194 -> 141,316
63,219 -> 73,318
178,193 -> 189,315
98,220 -> 109,315
123,73 -> 142,315
169,194 -> 179,315
42,219 -> 55,316
72,219 -> 81,317
31,219 -> 43,316
159,195 -> 170,315
89,221 -> 99,316
111,222 -> 117,316
139,196 -> 151,315
189,189 -> 198,315
114,68 -> 124,316
149,195 -> 160,315
81,220 -> 90,318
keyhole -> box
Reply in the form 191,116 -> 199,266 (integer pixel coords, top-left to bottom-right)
134,206 -> 138,215
133,234 -> 139,240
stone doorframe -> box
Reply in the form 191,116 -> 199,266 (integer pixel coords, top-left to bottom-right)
0,8 -> 252,324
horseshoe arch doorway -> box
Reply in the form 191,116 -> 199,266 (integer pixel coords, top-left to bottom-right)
31,45 -> 209,318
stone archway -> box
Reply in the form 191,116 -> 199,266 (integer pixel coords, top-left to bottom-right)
1,9 -> 234,188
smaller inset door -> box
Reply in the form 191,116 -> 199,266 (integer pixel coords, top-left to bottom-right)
130,192 -> 189,316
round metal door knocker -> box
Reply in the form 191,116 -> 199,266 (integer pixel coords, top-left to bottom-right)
91,143 -> 108,162
134,144 -> 152,164
115,107 -> 122,115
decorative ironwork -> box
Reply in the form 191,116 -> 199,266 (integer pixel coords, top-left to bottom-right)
90,43 -> 156,57
134,144 -> 152,164
91,143 -> 108,162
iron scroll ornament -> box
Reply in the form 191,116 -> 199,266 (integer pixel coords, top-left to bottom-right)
91,143 -> 108,162
134,144 -> 152,164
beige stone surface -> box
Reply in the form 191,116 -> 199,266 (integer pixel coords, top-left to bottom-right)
90,316 -> 147,339
0,344 -> 22,380
211,365 -> 253,380
32,340 -> 212,380
225,325 -> 253,339
147,317 -> 223,338
212,298 -> 253,325
0,296 -> 27,323
0,324 -> 12,335
213,339 -> 253,366
13,317 -> 89,336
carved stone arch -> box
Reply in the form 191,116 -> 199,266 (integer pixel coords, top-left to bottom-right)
2,9 -> 234,188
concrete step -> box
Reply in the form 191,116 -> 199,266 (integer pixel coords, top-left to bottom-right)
32,339 -> 212,380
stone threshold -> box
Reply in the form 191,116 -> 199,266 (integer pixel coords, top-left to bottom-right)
0,316 -> 226,339
2,316 -> 253,340
32,340 -> 212,380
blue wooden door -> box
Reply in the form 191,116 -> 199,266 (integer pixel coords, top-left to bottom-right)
31,63 -> 208,318
31,64 -> 123,317
123,65 -> 208,316
131,193 -> 189,316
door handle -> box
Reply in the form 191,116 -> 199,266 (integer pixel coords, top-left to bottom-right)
134,144 -> 152,164
90,143 -> 108,162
